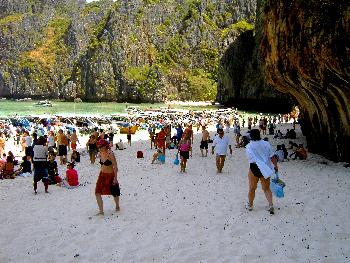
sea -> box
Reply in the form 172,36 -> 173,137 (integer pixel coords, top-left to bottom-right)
0,100 -> 218,117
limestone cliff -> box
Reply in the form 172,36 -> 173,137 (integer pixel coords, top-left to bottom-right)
0,0 -> 257,102
258,0 -> 350,162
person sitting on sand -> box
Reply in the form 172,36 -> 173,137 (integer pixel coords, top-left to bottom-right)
274,130 -> 283,139
274,145 -> 285,162
289,140 -> 299,150
281,144 -> 289,160
290,144 -> 308,160
71,149 -> 80,163
151,149 -> 165,164
59,162 -> 79,188
7,151 -> 17,165
13,156 -> 32,177
116,139 -> 125,150
1,156 -> 15,179
288,128 -> 296,139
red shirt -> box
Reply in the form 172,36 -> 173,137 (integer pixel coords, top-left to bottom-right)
66,169 -> 79,186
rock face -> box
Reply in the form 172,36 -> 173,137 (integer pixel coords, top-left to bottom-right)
258,0 -> 350,162
217,29 -> 292,112
0,0 -> 257,102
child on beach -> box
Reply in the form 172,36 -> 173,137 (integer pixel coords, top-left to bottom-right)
47,153 -> 59,185
71,149 -> 80,163
274,145 -> 285,162
59,162 -> 79,188
151,149 -> 165,164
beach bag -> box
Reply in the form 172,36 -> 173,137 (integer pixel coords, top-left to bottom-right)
270,172 -> 285,198
173,154 -> 179,165
137,151 -> 144,158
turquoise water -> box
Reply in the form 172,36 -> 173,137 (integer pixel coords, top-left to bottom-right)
0,100 -> 218,116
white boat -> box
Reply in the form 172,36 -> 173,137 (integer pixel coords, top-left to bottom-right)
33,100 -> 53,107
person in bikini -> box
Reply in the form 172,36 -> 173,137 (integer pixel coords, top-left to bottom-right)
95,139 -> 120,215
178,132 -> 192,173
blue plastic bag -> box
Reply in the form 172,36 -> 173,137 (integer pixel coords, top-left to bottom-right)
173,154 -> 179,165
158,154 -> 165,164
270,172 -> 285,198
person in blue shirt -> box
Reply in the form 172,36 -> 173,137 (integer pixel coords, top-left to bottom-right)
175,124 -> 183,143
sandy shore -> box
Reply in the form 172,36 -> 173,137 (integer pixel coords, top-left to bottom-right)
0,124 -> 349,262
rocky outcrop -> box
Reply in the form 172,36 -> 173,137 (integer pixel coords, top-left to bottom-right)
217,29 -> 292,112
258,0 -> 350,162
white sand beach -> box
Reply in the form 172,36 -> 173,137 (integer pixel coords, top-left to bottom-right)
0,124 -> 349,263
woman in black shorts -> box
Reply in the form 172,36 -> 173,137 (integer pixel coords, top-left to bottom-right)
245,129 -> 278,214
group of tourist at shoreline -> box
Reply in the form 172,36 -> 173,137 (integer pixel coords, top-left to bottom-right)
0,108 -> 305,215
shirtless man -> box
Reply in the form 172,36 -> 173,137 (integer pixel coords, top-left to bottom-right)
70,129 -> 80,151
200,126 -> 210,157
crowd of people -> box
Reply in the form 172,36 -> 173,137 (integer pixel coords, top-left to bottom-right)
0,108 -> 303,215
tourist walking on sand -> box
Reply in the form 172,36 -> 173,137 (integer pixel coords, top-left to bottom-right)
95,139 -> 120,215
157,127 -> 166,154
87,134 -> 98,164
23,131 -> 33,161
178,132 -> 192,173
32,136 -> 49,194
127,128 -> 132,146
211,128 -> 232,173
57,129 -> 68,165
70,129 -> 79,151
245,129 -> 278,214
47,130 -> 56,152
0,132 -> 6,157
200,126 -> 210,157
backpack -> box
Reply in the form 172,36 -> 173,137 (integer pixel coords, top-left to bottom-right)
137,151 -> 144,158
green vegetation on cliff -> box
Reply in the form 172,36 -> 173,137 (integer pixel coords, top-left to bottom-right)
0,0 -> 256,102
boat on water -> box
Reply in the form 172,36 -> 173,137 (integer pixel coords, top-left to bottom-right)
33,100 -> 53,107
119,125 -> 138,134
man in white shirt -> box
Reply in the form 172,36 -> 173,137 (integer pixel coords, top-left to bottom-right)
211,129 -> 232,173
23,131 -> 33,160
